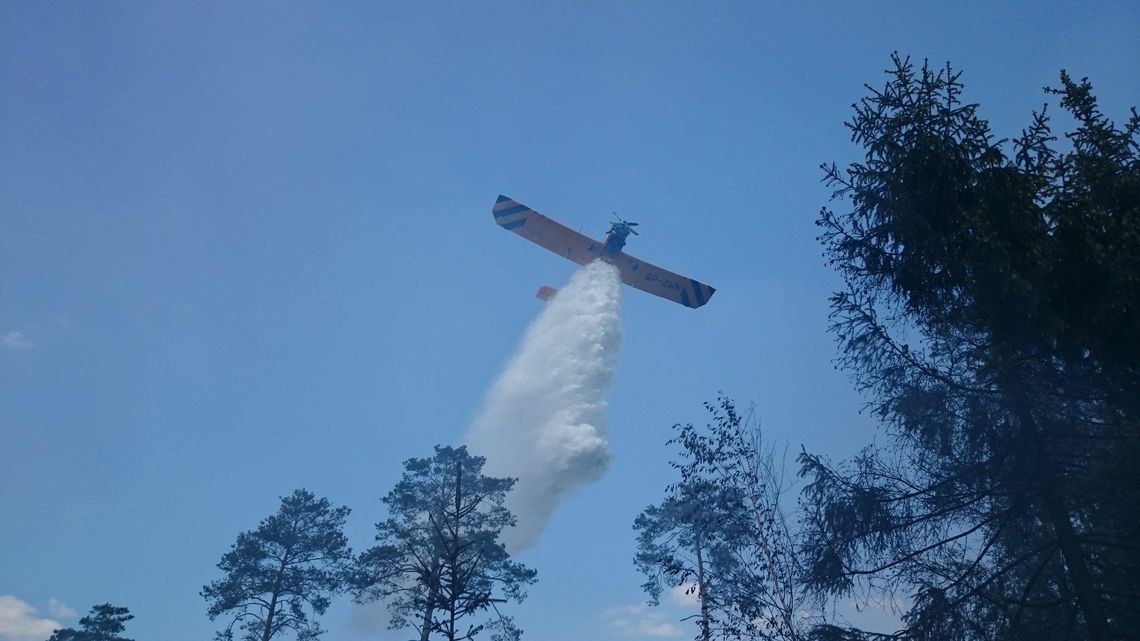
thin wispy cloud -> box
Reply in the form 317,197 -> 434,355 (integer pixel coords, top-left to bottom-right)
2,331 -> 34,350
603,604 -> 684,639
0,595 -> 66,641
44,600 -> 74,622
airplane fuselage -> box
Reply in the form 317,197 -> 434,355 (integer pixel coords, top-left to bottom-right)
601,229 -> 631,256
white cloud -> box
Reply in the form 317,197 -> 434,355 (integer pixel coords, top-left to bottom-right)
636,620 -> 685,638
835,595 -> 905,634
45,600 -> 73,622
668,583 -> 700,607
603,604 -> 684,639
2,331 -> 34,350
0,596 -> 63,641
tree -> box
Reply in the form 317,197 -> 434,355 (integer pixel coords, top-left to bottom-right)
635,478 -> 752,641
636,397 -> 809,641
202,488 -> 353,641
47,604 -> 134,641
802,54 -> 1140,641
354,445 -> 537,641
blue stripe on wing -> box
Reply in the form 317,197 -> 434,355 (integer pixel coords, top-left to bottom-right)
494,204 -> 529,218
691,279 -> 706,306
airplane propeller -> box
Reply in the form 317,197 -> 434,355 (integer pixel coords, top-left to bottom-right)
611,212 -> 640,235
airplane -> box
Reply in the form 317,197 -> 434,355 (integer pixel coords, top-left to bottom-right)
491,195 -> 716,309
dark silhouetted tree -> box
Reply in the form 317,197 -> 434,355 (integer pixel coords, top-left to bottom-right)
637,397 -> 809,641
802,54 -> 1140,641
636,478 -> 751,641
202,488 -> 353,641
354,445 -> 536,641
47,603 -> 134,641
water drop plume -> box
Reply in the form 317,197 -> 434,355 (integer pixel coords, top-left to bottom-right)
465,259 -> 622,552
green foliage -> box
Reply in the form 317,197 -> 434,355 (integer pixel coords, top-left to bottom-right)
201,488 -> 353,641
635,479 -> 753,640
804,53 -> 1140,641
47,604 -> 134,641
636,397 -> 807,641
354,445 -> 536,641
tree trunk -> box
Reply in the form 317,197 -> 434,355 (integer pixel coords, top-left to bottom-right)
262,556 -> 288,641
419,558 -> 441,641
261,589 -> 278,641
1043,487 -> 1115,641
419,602 -> 435,641
1009,397 -> 1114,641
448,457 -> 463,641
695,535 -> 711,641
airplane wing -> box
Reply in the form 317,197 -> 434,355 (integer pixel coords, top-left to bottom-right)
608,250 -> 716,309
492,195 -> 603,265
492,194 -> 716,309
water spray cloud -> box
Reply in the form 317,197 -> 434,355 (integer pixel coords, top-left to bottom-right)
465,260 -> 623,552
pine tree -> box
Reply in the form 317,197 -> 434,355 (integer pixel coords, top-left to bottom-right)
354,446 -> 536,641
202,489 -> 353,641
802,54 -> 1140,641
47,604 -> 134,641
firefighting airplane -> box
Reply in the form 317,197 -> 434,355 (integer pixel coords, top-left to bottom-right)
491,195 -> 716,309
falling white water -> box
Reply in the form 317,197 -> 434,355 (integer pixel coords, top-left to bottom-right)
465,259 -> 623,552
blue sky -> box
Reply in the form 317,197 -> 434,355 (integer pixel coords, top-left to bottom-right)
2,2 -> 1137,640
